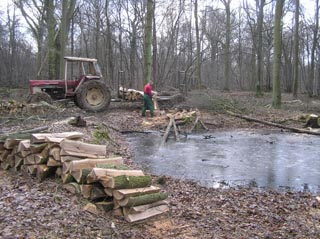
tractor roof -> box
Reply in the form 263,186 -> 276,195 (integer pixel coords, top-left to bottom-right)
64,56 -> 98,62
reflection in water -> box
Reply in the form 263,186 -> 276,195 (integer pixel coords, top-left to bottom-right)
127,130 -> 320,193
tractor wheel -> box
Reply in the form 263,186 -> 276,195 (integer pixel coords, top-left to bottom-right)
76,80 -> 111,112
27,92 -> 53,104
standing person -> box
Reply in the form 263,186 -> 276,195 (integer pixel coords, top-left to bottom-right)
141,81 -> 154,117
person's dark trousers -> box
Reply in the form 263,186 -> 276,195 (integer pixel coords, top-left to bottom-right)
141,94 -> 154,116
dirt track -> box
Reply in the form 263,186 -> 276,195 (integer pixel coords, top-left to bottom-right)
1,89 -> 320,238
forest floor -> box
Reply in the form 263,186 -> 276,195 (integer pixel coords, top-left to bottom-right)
0,88 -> 320,239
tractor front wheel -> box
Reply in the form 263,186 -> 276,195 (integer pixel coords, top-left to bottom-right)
76,80 -> 111,112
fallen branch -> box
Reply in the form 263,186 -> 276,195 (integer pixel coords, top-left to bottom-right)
226,111 -> 320,136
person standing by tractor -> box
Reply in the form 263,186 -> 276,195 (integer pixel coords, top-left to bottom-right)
141,81 -> 154,117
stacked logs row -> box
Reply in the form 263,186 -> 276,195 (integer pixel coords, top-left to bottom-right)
0,132 -> 169,222
119,87 -> 144,101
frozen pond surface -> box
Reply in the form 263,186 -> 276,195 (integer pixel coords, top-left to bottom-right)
127,129 -> 320,193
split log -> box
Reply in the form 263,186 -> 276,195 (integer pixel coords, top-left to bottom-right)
60,140 -> 106,158
27,165 -> 37,175
0,150 -> 11,161
124,204 -> 169,223
1,162 -> 10,170
101,175 -> 152,189
36,164 -> 55,181
4,138 -> 21,149
113,186 -> 160,201
34,154 -> 48,164
66,157 -> 123,173
49,147 -> 61,161
31,132 -> 83,143
63,182 -> 81,194
30,143 -> 47,154
60,155 -> 85,163
118,192 -> 168,207
96,201 -> 114,212
96,163 -> 130,170
80,184 -> 94,199
104,188 -> 113,197
24,154 -> 36,165
227,111 -> 320,136
122,200 -> 168,216
72,168 -> 91,184
14,155 -> 24,169
83,203 -> 100,215
91,184 -> 107,200
61,173 -> 75,184
47,156 -> 62,167
87,168 -> 144,183
55,167 -> 62,176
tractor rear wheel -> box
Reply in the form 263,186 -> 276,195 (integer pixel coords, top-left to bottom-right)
27,92 -> 53,104
76,80 -> 111,112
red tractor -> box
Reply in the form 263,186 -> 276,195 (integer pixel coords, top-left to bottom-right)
28,56 -> 111,112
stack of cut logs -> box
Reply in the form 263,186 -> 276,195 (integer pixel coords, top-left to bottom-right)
119,87 -> 144,101
0,131 -> 169,222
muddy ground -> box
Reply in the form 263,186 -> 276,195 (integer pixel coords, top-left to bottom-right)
0,88 -> 320,239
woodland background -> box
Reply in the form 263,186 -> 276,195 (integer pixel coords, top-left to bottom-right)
0,0 -> 319,107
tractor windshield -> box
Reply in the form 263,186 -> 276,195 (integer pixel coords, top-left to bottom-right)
94,62 -> 102,77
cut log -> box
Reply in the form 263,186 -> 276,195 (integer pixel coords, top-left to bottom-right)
49,147 -> 61,161
96,163 -> 130,170
112,208 -> 123,217
24,154 -> 36,165
63,182 -> 81,194
31,132 -> 83,143
96,201 -> 114,212
14,155 -> 24,169
27,165 -> 37,175
34,154 -> 48,164
60,155 -> 85,162
0,149 -> 11,161
104,187 -> 113,197
30,143 -> 47,154
122,200 -> 168,216
61,173 -> 75,184
47,156 -> 62,167
91,184 -> 107,200
83,203 -> 100,215
87,168 -> 144,183
1,162 -> 10,170
4,138 -> 21,149
67,157 -> 123,173
36,164 -> 55,181
17,140 -> 31,154
72,168 -> 91,184
101,175 -> 152,189
62,162 -> 71,174
80,184 -> 94,199
124,205 -> 169,223
60,140 -> 106,158
118,192 -> 168,207
55,167 -> 62,176
113,186 -> 160,201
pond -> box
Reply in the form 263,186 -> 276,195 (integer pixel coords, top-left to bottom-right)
126,129 -> 320,193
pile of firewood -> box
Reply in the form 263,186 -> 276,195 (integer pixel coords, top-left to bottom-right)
119,87 -> 144,101
0,131 -> 169,222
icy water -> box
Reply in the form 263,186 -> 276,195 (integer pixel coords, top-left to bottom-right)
126,129 -> 320,193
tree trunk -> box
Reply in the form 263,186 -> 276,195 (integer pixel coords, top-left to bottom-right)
194,0 -> 202,89
292,0 -> 300,98
256,0 -> 265,96
272,0 -> 285,109
311,0 -> 319,96
222,0 -> 231,91
143,0 -> 153,84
